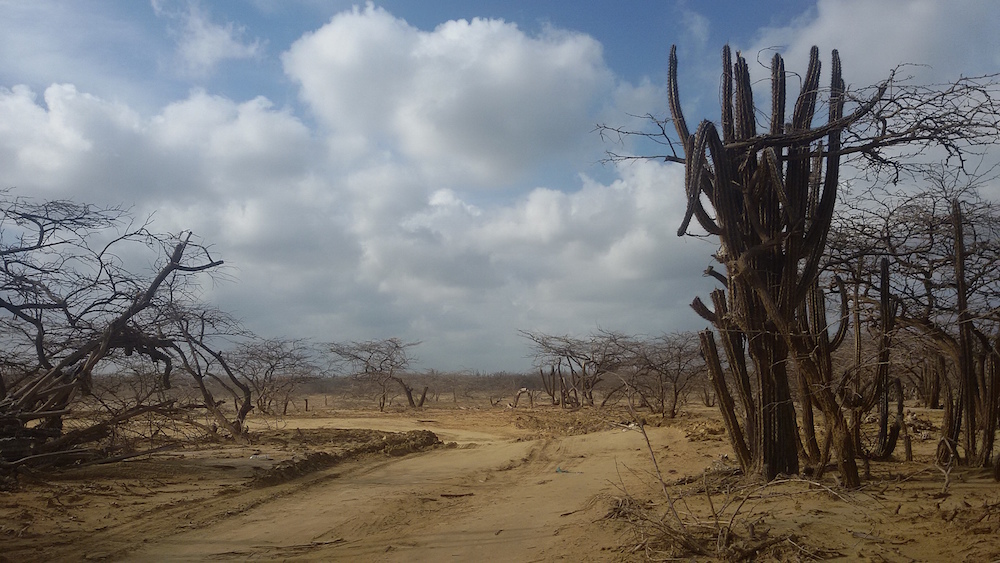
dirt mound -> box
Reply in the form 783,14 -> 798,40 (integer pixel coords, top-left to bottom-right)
255,427 -> 388,447
511,408 -> 618,436
252,429 -> 440,487
679,417 -> 727,442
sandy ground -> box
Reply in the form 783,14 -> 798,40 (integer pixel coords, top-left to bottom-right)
2,403 -> 1000,562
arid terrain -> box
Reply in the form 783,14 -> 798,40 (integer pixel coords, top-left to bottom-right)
2,400 -> 1000,562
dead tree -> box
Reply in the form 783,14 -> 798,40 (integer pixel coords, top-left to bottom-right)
228,338 -> 316,416
833,169 -> 1000,466
619,331 -> 704,418
169,305 -> 254,443
0,193 -> 223,466
328,338 -> 425,410
519,329 -> 627,408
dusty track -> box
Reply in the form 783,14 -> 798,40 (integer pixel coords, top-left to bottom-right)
5,405 -> 1000,561
1,407 -> 725,562
123,415 -> 710,561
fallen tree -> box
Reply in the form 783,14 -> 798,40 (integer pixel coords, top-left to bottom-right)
0,193 -> 223,468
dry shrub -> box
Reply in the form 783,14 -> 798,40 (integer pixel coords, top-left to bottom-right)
609,413 -> 866,561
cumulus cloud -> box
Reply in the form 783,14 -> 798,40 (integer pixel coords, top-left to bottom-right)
0,3 -> 738,370
7,2 -> 993,371
283,3 -> 614,187
154,1 -> 262,76
151,91 -> 315,198
0,84 -> 146,196
748,0 -> 1000,88
363,158 -> 708,344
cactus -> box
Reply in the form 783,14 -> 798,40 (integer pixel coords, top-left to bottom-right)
670,45 -> 860,486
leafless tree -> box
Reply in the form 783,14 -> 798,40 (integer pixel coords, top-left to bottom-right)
833,167 -> 1000,467
168,305 -> 254,443
328,338 -> 424,411
520,329 -> 627,408
0,193 -> 223,466
591,331 -> 705,417
228,338 -> 317,416
634,331 -> 704,418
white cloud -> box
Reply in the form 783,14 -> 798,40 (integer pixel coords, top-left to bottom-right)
23,3 -> 995,371
154,1 -> 262,76
0,83 -> 148,196
680,8 -> 710,48
364,158 -> 706,334
0,18 -> 708,371
283,3 -> 614,187
748,0 -> 1000,88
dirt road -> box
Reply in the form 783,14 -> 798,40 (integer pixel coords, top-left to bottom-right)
11,406 -> 997,562
119,414 -> 718,561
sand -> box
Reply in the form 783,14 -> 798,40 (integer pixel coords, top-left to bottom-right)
2,404 -> 999,561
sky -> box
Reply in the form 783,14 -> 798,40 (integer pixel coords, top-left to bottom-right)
1,0 -> 998,373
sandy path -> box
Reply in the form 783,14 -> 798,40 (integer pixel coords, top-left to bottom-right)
11,407 -> 999,561
122,419 -> 719,562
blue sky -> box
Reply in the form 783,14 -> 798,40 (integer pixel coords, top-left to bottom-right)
0,1 -> 808,110
1,1 -> 998,372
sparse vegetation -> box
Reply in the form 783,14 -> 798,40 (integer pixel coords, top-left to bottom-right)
602,41 -> 1000,490
3,26 -> 1000,562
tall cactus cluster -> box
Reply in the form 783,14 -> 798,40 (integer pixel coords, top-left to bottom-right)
671,45 -> 863,487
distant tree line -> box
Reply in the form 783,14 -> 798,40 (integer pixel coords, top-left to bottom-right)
520,329 -> 708,417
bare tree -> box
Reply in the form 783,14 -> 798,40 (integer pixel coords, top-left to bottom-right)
228,338 -> 317,416
328,338 -> 425,411
0,193 -> 223,466
833,167 -> 1000,467
635,331 -> 704,418
591,331 -> 705,417
520,329 -> 627,408
168,305 -> 254,443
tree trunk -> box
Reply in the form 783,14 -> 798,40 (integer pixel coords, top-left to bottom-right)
873,258 -> 899,459
749,332 -> 799,479
700,331 -> 752,471
928,358 -> 943,409
953,200 -> 978,463
796,368 -> 822,464
978,336 -> 1000,466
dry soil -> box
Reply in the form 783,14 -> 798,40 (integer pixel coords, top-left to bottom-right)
1,403 -> 999,562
